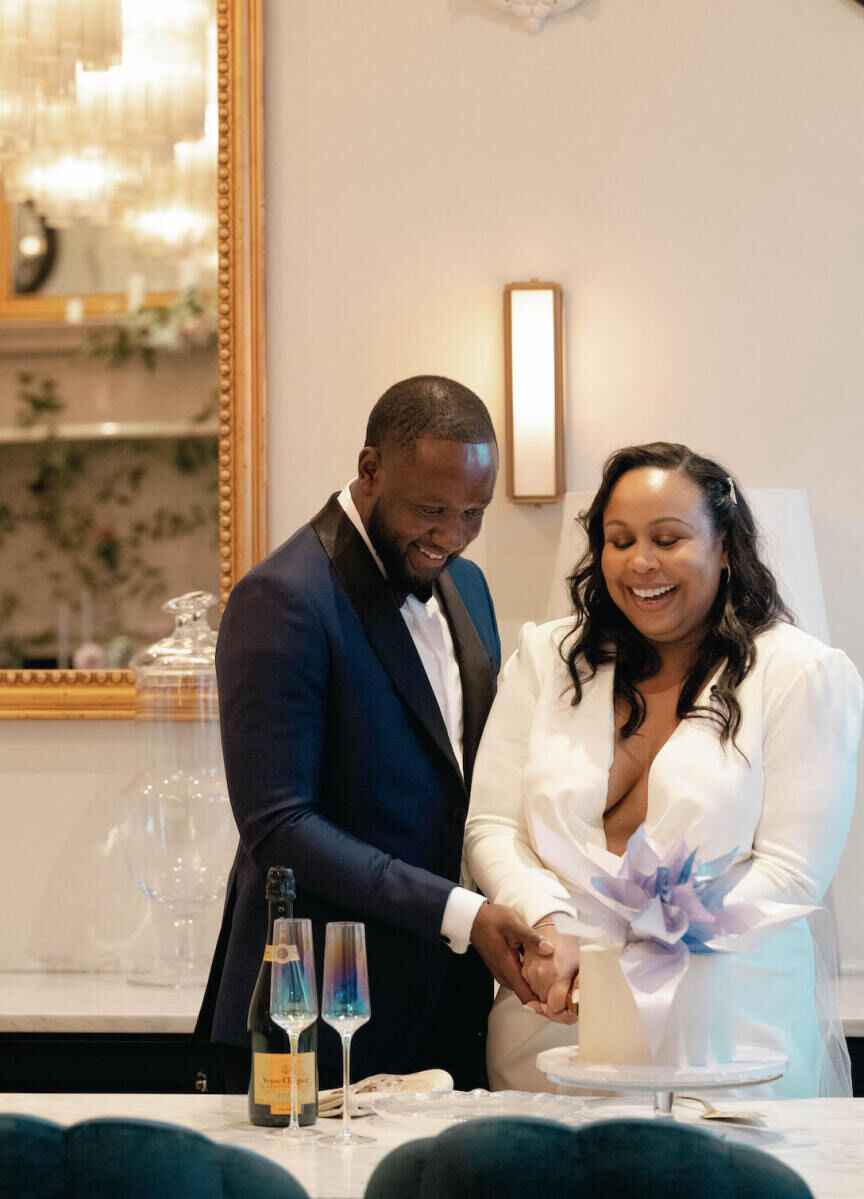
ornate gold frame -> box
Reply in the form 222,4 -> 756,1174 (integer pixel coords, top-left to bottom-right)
0,0 -> 268,719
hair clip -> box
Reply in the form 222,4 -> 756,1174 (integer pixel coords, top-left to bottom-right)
727,476 -> 737,506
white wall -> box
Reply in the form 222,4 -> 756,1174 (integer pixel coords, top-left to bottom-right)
0,721 -> 221,973
264,0 -> 864,963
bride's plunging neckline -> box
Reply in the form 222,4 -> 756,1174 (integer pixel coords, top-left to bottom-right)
601,666 -> 720,856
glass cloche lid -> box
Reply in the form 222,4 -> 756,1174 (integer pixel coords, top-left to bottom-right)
131,591 -> 219,687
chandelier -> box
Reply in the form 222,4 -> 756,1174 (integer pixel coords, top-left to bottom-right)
0,0 -> 216,277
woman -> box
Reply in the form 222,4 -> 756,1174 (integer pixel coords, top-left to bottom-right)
465,442 -> 863,1096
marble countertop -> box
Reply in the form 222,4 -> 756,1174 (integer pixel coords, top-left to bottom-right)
2,971 -> 864,1036
0,972 -> 205,1034
0,1092 -> 862,1198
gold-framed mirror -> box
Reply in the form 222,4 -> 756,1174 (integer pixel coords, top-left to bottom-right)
0,0 -> 267,719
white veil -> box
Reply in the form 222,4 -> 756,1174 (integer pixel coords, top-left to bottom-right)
810,899 -> 852,1097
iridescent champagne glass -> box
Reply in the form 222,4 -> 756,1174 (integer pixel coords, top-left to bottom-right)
319,922 -> 374,1146
269,917 -> 319,1139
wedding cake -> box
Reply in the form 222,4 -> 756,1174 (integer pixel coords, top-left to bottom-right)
577,942 -> 735,1067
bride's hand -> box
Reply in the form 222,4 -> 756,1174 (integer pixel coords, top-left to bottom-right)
537,971 -> 579,1025
521,918 -> 579,1007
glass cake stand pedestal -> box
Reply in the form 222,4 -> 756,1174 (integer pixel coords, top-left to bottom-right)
537,1047 -> 787,1117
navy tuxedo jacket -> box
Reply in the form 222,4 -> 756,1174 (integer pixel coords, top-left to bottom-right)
197,495 -> 501,1084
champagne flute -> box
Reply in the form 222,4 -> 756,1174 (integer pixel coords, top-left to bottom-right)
319,922 -> 374,1147
269,918 -> 319,1139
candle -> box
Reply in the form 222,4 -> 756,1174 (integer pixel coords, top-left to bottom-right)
80,589 -> 93,647
57,601 -> 70,670
127,273 -> 146,313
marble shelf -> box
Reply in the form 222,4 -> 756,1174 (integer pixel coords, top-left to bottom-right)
2,970 -> 864,1038
0,1092 -> 862,1199
0,419 -> 218,444
0,972 -> 205,1034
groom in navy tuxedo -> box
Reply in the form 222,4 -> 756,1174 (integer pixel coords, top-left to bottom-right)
196,375 -> 551,1091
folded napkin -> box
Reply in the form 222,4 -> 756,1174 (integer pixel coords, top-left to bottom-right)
317,1069 -> 453,1117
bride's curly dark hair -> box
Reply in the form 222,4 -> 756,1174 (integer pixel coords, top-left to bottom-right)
561,442 -> 793,747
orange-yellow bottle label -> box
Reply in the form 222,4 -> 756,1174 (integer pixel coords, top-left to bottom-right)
253,1051 -> 315,1111
261,943 -> 300,963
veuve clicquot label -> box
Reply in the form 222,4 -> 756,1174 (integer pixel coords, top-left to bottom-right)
262,944 -> 299,963
253,1051 -> 316,1112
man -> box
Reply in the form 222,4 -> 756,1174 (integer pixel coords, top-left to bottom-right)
196,375 -> 551,1091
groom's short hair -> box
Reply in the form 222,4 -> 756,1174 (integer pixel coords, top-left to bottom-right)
365,375 -> 496,454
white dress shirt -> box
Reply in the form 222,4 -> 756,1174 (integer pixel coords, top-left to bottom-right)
337,483 -> 485,952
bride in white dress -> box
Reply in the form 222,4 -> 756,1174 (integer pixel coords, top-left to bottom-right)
464,442 -> 863,1097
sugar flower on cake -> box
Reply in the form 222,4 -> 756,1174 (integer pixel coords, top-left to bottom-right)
558,827 -> 754,957
550,807 -> 815,1058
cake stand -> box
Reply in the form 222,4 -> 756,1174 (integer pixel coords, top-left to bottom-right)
537,1047 -> 787,1117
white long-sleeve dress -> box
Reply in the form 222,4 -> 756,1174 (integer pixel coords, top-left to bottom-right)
464,618 -> 863,1096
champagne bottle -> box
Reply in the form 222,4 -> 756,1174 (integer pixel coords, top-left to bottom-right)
247,866 -> 318,1126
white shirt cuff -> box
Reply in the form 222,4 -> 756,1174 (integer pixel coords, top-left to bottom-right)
440,887 -> 486,954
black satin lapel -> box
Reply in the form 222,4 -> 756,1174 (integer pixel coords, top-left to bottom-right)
437,571 -> 496,792
311,496 -> 461,777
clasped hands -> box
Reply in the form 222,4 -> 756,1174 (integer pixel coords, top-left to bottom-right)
469,904 -> 578,1023
521,916 -> 579,1024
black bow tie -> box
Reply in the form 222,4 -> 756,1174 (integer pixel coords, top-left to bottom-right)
391,585 -> 435,609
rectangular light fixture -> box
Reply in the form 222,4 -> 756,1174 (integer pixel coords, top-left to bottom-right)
503,280 -> 565,504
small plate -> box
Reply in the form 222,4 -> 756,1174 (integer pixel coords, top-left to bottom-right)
369,1089 -> 588,1124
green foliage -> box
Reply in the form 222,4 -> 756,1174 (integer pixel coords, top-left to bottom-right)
0,366 -> 219,668
0,502 -> 17,548
16,372 -> 64,425
82,324 -> 158,370
78,288 -> 217,370
174,436 -> 218,475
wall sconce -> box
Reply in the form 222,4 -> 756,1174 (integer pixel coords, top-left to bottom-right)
503,280 -> 566,504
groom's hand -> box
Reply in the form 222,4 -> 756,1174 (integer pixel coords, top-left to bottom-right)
469,903 -> 554,1005
522,921 -> 580,1011
538,974 -> 579,1025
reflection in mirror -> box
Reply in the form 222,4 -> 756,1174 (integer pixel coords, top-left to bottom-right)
0,321 -> 219,669
5,194 -> 208,304
0,0 -> 266,714
10,200 -> 57,294
0,0 -> 219,671
1,0 -> 218,312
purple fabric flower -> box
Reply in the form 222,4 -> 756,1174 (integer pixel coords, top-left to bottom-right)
586,826 -> 754,957
555,822 -> 815,1058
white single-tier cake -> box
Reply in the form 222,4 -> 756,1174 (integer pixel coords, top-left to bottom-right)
577,942 -> 735,1067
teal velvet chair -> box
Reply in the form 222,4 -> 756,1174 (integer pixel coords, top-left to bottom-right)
364,1116 -> 813,1199
0,1113 -> 310,1199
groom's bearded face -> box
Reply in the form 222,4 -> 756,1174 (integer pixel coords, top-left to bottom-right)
368,500 -> 438,602
363,437 -> 498,603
